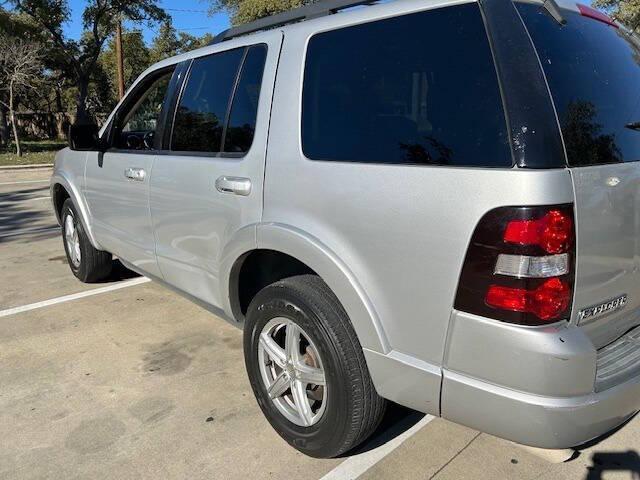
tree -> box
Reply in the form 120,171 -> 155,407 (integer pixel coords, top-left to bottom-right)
593,0 -> 640,31
208,0 -> 309,25
0,7 -> 41,146
180,31 -> 215,49
0,35 -> 42,156
149,21 -> 215,63
149,20 -> 181,63
9,0 -> 167,123
102,29 -> 151,101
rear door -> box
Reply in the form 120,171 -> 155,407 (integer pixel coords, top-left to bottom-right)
149,34 -> 280,308
518,2 -> 640,347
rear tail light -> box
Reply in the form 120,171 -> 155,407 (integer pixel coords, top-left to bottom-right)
486,278 -> 571,321
454,205 -> 575,326
504,210 -> 573,254
494,253 -> 569,278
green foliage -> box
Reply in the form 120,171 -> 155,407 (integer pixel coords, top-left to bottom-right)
208,0 -> 311,25
0,139 -> 66,166
149,21 -> 181,63
593,0 -> 640,30
149,20 -> 215,63
9,0 -> 168,120
102,29 -> 151,102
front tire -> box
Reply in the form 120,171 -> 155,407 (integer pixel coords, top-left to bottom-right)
61,199 -> 112,283
244,274 -> 386,458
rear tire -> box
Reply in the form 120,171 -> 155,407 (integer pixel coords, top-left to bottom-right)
61,199 -> 112,283
243,274 -> 386,458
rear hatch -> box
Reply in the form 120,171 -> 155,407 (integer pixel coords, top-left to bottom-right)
517,1 -> 640,348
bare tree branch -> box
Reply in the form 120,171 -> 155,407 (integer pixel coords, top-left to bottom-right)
0,34 -> 43,156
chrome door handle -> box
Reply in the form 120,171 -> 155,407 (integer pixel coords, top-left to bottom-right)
124,167 -> 146,182
215,176 -> 252,196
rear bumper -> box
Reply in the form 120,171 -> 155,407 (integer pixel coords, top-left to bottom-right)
442,368 -> 640,448
442,310 -> 640,448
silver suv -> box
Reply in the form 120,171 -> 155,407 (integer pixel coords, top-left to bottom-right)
51,0 -> 640,458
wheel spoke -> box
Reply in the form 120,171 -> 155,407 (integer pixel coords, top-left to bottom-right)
267,371 -> 290,399
64,216 -> 74,242
291,379 -> 313,426
74,241 -> 81,263
285,322 -> 301,364
259,333 -> 286,368
257,318 -> 328,427
296,363 -> 325,386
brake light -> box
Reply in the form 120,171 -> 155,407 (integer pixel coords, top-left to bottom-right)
454,205 -> 575,326
486,278 -> 571,320
504,210 -> 573,254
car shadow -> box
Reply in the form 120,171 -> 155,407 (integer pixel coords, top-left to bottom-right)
341,403 -> 426,457
51,257 -> 140,282
584,451 -> 640,479
102,259 -> 140,282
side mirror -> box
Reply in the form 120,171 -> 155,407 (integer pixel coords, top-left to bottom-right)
68,124 -> 102,151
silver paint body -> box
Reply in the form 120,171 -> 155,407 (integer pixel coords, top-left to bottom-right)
51,0 -> 640,449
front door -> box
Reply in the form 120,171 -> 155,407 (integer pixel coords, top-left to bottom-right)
85,68 -> 174,278
149,34 -> 281,308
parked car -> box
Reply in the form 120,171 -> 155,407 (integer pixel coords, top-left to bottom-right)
51,0 -> 640,458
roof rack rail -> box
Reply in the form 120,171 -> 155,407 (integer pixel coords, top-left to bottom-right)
210,0 -> 377,44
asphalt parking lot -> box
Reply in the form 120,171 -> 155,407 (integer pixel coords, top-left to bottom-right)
1,167 -> 640,480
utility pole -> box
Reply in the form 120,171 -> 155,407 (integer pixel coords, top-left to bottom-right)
115,19 -> 125,100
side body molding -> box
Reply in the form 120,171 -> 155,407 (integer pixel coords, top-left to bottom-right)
256,223 -> 390,354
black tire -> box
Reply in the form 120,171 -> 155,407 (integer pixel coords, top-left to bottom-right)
244,274 -> 386,458
61,199 -> 112,283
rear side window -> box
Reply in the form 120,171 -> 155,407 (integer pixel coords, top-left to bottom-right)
172,48 -> 244,153
302,4 -> 511,167
517,3 -> 640,166
171,45 -> 267,154
223,45 -> 268,153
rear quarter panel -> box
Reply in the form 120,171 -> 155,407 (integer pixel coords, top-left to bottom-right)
263,2 -> 575,378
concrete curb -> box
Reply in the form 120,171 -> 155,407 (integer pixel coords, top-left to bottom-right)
0,163 -> 54,171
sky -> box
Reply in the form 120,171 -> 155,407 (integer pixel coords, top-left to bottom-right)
63,0 -> 231,44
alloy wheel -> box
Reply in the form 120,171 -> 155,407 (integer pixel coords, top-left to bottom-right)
257,317 -> 327,427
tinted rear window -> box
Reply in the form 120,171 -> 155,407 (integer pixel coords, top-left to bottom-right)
518,3 -> 640,166
171,48 -> 244,153
302,4 -> 512,167
223,45 -> 268,153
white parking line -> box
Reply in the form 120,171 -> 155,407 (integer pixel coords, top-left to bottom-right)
0,277 -> 151,318
320,415 -> 434,480
0,179 -> 50,186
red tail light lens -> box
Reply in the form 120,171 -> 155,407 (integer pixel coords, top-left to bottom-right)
486,278 -> 571,320
504,210 -> 573,253
454,205 -> 575,326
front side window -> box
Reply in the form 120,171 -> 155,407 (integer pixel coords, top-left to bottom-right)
302,4 -> 511,167
115,70 -> 173,150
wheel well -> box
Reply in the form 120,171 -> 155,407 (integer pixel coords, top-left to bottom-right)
231,250 -> 316,320
52,183 -> 70,222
